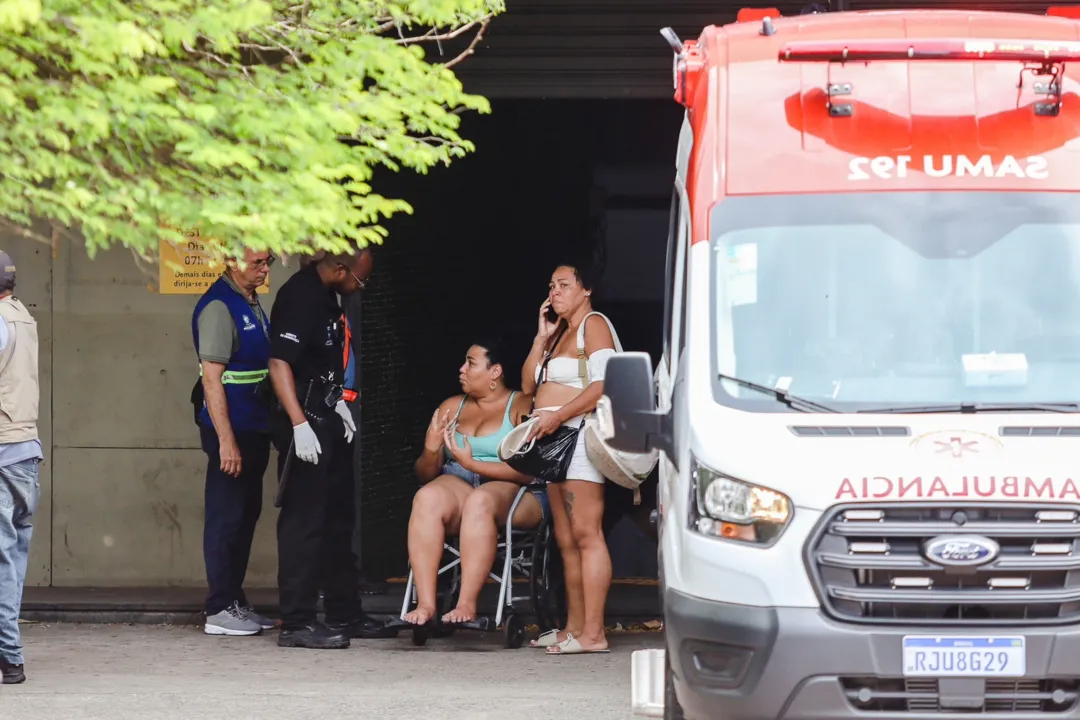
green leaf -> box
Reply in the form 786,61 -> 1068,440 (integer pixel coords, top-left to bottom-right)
0,0 -> 41,33
139,75 -> 178,93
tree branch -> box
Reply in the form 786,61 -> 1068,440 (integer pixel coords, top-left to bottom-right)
442,17 -> 490,69
393,15 -> 493,46
253,29 -> 305,67
0,218 -> 52,245
182,40 -> 232,68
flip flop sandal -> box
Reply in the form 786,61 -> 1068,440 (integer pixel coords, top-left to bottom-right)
530,629 -> 560,648
545,633 -> 610,655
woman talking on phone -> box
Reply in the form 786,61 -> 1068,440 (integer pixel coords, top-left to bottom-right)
521,262 -> 617,655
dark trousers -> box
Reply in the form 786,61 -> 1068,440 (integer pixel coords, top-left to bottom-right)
274,417 -> 363,630
200,424 -> 272,616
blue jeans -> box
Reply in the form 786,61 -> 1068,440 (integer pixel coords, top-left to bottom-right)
0,458 -> 39,665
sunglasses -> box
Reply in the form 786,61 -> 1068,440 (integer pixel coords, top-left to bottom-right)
250,256 -> 276,269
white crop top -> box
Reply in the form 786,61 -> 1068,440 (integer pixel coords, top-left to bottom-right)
534,312 -> 622,388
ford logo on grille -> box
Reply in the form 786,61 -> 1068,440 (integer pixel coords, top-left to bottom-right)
923,535 -> 1000,567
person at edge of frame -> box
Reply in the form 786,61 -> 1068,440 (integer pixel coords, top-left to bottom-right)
191,248 -> 277,637
267,243 -> 393,650
0,251 -> 43,685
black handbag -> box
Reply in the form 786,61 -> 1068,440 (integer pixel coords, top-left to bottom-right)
504,420 -> 583,483
504,325 -> 584,483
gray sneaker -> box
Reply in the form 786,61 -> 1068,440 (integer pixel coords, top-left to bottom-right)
204,603 -> 262,636
240,605 -> 277,630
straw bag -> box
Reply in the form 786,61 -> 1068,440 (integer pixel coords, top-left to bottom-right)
575,313 -> 659,501
497,417 -> 539,461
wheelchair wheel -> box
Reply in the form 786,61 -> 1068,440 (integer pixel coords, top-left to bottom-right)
504,612 -> 525,649
530,517 -> 567,633
412,625 -> 429,646
431,625 -> 457,639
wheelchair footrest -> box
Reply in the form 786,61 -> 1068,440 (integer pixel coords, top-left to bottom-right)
444,617 -> 493,632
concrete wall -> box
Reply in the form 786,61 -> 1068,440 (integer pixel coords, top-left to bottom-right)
13,233 -> 299,588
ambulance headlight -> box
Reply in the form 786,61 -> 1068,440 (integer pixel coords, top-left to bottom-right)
690,456 -> 792,546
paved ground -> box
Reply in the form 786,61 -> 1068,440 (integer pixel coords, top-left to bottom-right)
3,623 -> 663,720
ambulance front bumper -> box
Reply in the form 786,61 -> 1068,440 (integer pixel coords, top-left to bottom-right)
664,587 -> 1080,720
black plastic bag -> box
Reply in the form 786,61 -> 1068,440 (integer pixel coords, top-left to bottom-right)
505,420 -> 582,483
508,324 -> 583,482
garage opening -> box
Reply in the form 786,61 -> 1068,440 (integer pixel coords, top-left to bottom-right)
358,99 -> 682,579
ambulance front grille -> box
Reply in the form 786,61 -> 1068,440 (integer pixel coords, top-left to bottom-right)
840,677 -> 1080,713
806,503 -> 1080,626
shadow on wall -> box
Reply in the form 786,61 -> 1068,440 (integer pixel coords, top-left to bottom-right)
357,99 -> 680,578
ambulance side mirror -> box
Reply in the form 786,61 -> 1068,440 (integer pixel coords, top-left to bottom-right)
596,352 -> 673,458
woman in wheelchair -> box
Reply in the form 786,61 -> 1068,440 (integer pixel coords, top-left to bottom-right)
403,335 -> 549,628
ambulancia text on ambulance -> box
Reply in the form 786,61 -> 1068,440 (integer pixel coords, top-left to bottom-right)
600,6 -> 1080,720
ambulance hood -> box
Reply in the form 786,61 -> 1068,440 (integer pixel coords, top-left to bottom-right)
689,410 -> 1080,511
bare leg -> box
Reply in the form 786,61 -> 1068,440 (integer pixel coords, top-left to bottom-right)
545,482 -> 584,643
404,475 -> 471,625
547,480 -> 609,653
444,483 -> 543,624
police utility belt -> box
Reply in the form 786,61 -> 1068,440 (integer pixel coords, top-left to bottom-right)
299,374 -> 346,424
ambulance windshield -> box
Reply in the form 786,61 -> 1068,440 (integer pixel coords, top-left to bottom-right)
711,192 -> 1080,412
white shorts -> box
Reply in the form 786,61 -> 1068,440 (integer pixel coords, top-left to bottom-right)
537,407 -> 605,485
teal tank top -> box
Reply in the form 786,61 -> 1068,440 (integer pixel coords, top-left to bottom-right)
448,391 -> 517,464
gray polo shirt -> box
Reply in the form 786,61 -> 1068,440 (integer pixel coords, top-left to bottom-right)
196,274 -> 269,364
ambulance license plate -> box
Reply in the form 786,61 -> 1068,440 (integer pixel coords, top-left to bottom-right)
902,636 -> 1025,677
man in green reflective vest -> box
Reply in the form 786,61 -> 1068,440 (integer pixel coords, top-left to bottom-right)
191,249 -> 276,637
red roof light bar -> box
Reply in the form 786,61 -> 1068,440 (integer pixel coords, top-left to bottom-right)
779,38 -> 1080,63
737,7 -> 780,22
1047,5 -> 1080,17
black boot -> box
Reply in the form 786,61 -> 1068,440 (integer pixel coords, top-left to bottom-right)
0,658 -> 26,684
277,621 -> 350,649
326,614 -> 397,639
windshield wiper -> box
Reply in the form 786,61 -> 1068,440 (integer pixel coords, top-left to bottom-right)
718,373 -> 840,413
857,402 -> 1080,414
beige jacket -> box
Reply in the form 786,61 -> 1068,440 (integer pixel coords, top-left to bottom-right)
0,295 -> 39,444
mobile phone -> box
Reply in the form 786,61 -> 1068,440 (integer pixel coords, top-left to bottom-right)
544,306 -> 559,324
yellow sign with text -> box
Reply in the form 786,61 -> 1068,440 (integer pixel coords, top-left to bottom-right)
158,231 -> 270,295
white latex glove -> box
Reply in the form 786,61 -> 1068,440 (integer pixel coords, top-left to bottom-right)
292,421 -> 322,464
335,399 -> 357,443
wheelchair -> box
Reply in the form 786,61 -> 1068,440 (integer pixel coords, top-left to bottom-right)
397,484 -> 566,649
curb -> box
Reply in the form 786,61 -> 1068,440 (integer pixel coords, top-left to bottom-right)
20,609 -> 663,627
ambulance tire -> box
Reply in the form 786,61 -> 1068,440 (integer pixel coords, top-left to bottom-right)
665,651 -> 686,720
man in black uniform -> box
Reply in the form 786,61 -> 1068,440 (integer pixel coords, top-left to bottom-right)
267,245 -> 392,649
